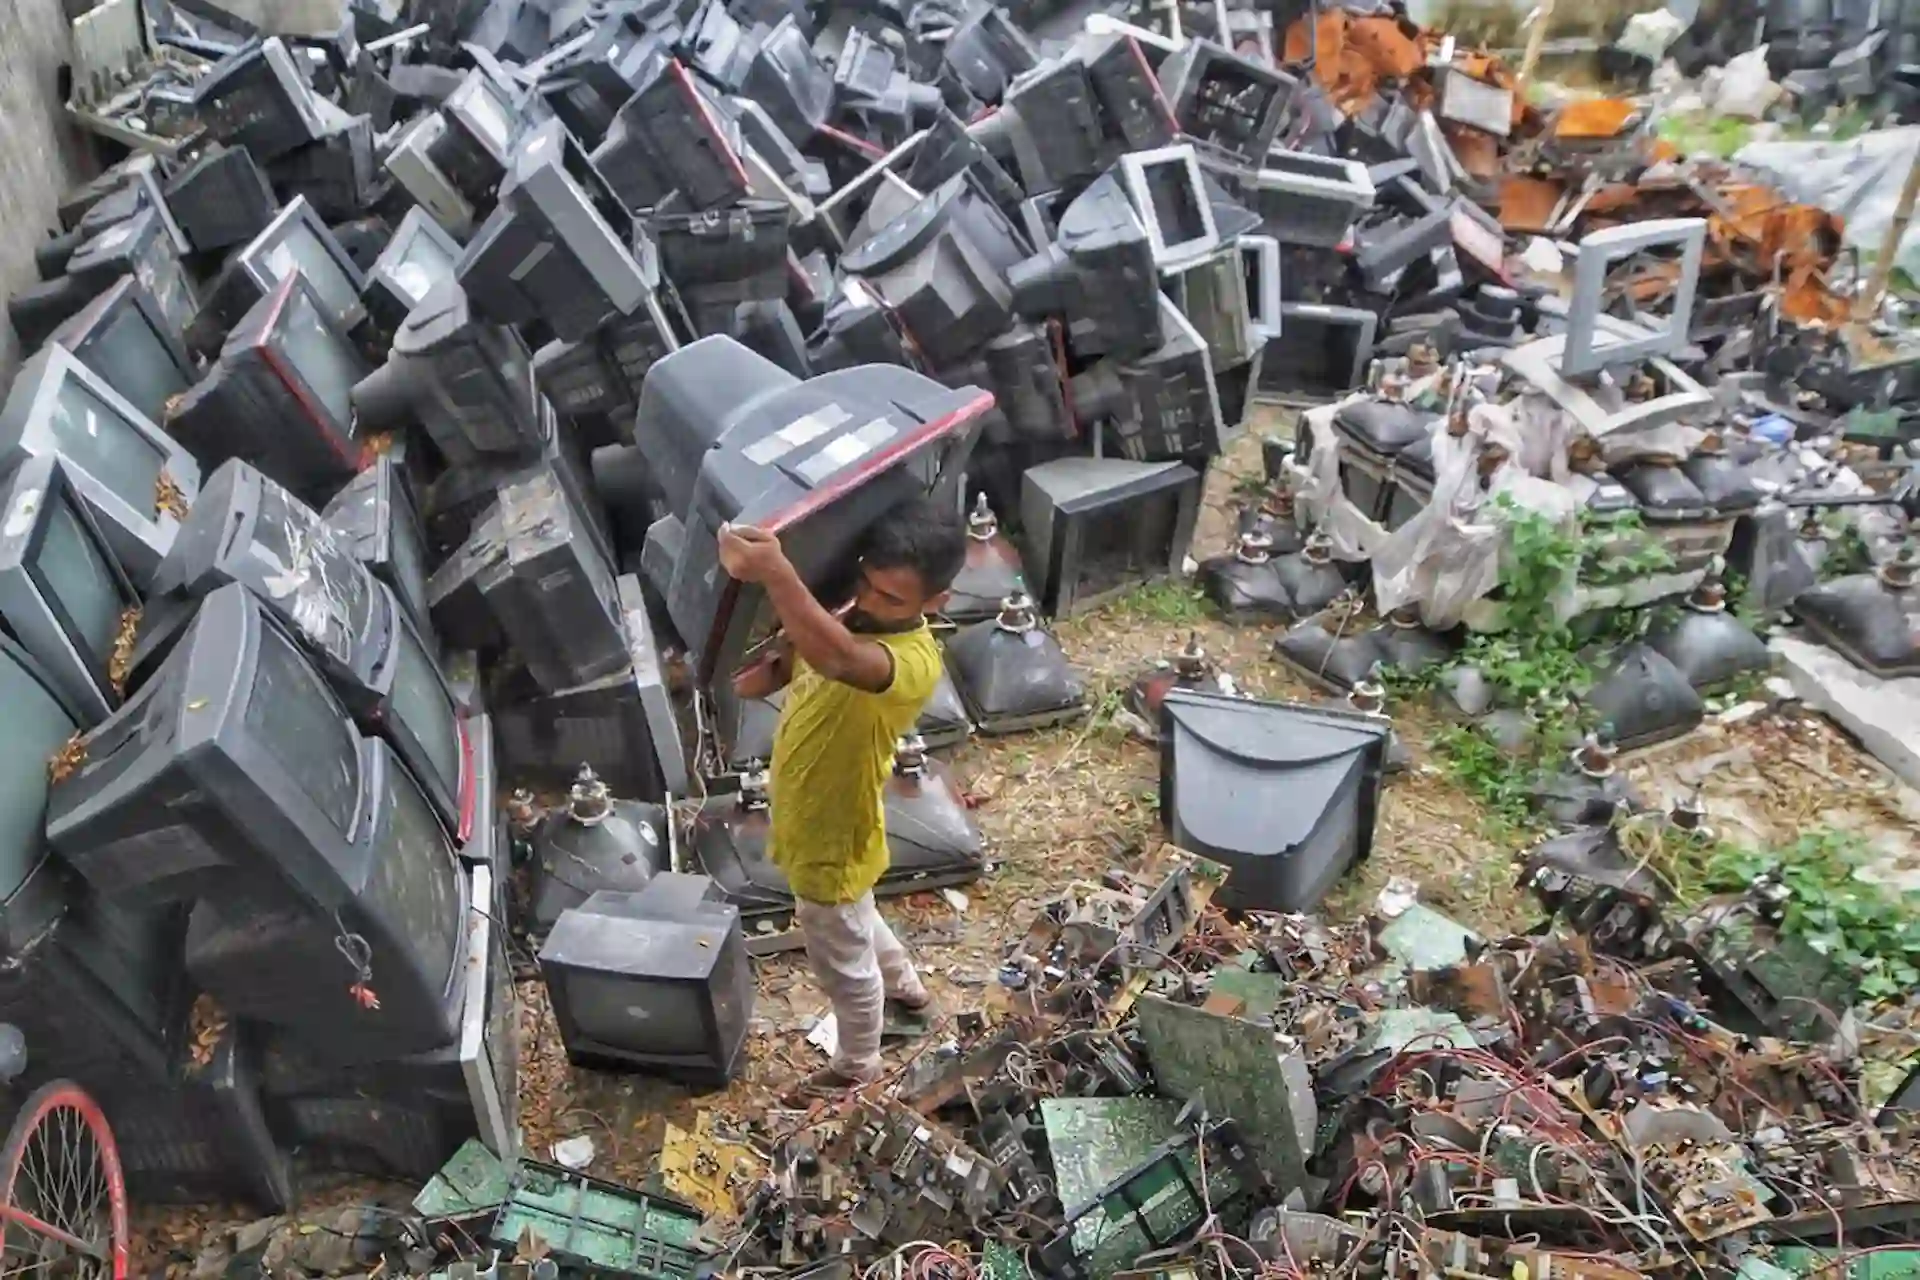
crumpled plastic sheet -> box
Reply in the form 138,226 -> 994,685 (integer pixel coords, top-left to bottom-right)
1735,125 -> 1920,282
1371,402 -> 1581,629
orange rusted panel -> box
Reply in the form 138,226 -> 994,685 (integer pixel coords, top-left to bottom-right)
1555,98 -> 1639,139
1497,174 -> 1564,233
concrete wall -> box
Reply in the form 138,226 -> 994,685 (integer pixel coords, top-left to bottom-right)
0,0 -> 94,384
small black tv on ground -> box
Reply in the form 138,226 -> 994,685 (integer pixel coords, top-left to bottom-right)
166,272 -> 369,505
1019,456 -> 1202,618
0,456 -> 140,724
48,275 -> 195,428
163,145 -> 280,254
0,345 -> 203,589
183,740 -> 471,1065
46,582 -> 376,912
539,873 -> 753,1086
362,208 -> 464,343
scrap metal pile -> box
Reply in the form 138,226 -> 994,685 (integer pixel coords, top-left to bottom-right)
401,856 -> 1920,1280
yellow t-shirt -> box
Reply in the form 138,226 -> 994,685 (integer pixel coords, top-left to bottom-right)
768,624 -> 943,905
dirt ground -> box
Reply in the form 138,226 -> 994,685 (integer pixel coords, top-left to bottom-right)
133,405 -> 1920,1264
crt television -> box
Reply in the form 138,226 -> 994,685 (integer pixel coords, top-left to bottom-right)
183,738 -> 469,1065
168,272 -> 369,504
1020,456 -> 1203,618
48,275 -> 195,427
231,195 -> 370,339
45,581 -> 378,914
0,344 -> 203,588
0,637 -> 92,958
152,462 -> 471,838
538,873 -> 752,1086
0,456 -> 140,724
638,335 -> 989,690
322,455 -> 436,643
363,208 -> 463,339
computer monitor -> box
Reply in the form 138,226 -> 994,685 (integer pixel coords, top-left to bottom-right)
168,273 -> 368,504
0,457 -> 140,724
47,275 -> 194,451
183,739 -> 470,1065
363,208 -> 463,341
0,346 -> 202,589
639,336 -> 989,686
153,462 -> 470,837
538,874 -> 753,1085
47,581 -> 376,911
322,455 -> 436,643
456,117 -> 650,342
163,145 -> 280,254
232,195 -> 369,338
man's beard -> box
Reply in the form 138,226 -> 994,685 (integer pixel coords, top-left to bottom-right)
847,608 -> 920,635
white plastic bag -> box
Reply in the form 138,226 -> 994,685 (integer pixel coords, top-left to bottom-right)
1713,46 -> 1782,120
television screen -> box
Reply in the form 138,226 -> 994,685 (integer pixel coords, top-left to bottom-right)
381,611 -> 466,835
243,198 -> 367,334
0,640 -> 82,912
369,744 -> 466,998
49,373 -> 170,518
51,277 -> 192,427
243,616 -> 367,840
322,458 -> 435,643
273,280 -> 364,438
0,460 -> 138,721
565,973 -> 712,1057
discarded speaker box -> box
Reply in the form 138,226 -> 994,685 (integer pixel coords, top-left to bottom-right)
1160,690 -> 1389,913
1019,455 -> 1201,618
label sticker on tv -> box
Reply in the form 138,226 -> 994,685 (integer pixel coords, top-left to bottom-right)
742,403 -> 850,465
793,416 -> 897,483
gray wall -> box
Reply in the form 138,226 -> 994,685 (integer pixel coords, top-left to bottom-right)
0,0 -> 94,383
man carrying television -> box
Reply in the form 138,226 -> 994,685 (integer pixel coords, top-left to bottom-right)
718,498 -> 967,1101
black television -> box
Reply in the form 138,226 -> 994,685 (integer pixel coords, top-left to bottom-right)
0,637 -> 93,959
362,207 -> 463,341
430,69 -> 525,204
322,455 -> 436,643
167,272 -> 369,504
48,275 -> 195,427
183,737 -> 470,1064
198,196 -> 369,352
352,280 -> 545,467
0,456 -> 141,724
151,462 -> 471,837
62,206 -> 200,345
163,145 -> 280,254
45,581 -> 377,911
0,345 -> 203,588
538,874 -> 752,1085
455,117 -> 650,342
479,471 -> 629,695
1019,456 -> 1203,617
193,36 -> 329,162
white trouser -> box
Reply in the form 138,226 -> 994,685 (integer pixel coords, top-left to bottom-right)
793,892 -> 926,1080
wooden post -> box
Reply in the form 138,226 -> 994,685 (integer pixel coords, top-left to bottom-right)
1516,0 -> 1559,96
1856,137 -> 1920,321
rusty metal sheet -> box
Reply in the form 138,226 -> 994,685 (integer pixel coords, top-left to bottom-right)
1498,174 -> 1564,233
1554,98 -> 1639,139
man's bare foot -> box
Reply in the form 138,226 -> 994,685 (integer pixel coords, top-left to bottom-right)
782,1066 -> 875,1106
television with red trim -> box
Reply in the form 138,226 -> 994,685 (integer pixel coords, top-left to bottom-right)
166,272 -> 368,505
637,335 -> 988,696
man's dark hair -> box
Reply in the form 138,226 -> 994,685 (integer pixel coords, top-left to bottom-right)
860,495 -> 968,595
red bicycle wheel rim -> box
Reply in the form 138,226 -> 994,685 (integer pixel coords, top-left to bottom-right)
0,1081 -> 129,1280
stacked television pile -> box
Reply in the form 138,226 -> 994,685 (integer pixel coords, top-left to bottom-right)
0,0 -> 1386,1210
